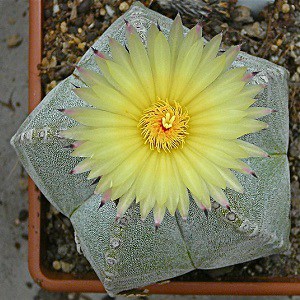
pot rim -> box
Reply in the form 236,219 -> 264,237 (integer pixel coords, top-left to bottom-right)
28,0 -> 300,295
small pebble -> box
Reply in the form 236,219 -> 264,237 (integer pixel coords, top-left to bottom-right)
281,4 -> 290,13
271,45 -> 278,52
119,2 -> 130,12
6,34 -> 23,48
60,21 -> 68,33
78,0 -> 92,14
68,293 -> 76,300
61,261 -> 74,273
105,5 -> 115,17
78,42 -> 86,50
232,6 -> 253,23
53,2 -> 60,15
52,260 -> 61,270
100,8 -> 106,16
254,265 -> 263,273
46,81 -> 57,94
276,39 -> 283,47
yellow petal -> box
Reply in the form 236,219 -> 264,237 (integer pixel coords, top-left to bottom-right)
67,107 -> 137,127
116,187 -> 135,219
170,39 -> 204,101
214,166 -> 244,193
236,140 -> 269,158
221,45 -> 240,71
182,143 -> 226,188
152,32 -> 171,100
111,175 -> 135,201
94,55 -> 120,89
109,38 -> 132,70
246,107 -> 273,118
153,204 -> 166,227
187,81 -> 245,115
190,109 -> 247,126
168,14 -> 184,71
201,33 -> 222,63
108,146 -> 151,187
134,151 -> 158,201
128,31 -> 156,102
180,55 -> 226,105
207,183 -> 229,207
147,23 -> 160,67
174,151 -> 210,207
154,154 -> 169,206
187,135 -> 248,159
140,195 -> 156,221
106,60 -> 150,109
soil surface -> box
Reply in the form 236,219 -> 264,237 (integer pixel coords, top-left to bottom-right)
39,0 -> 300,282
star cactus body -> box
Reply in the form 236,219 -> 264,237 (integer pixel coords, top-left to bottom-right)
60,15 -> 272,227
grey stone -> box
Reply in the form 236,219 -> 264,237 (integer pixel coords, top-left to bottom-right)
11,2 -> 290,296
232,6 -> 253,23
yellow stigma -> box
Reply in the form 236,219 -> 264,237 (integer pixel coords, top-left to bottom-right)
162,112 -> 176,129
139,100 -> 190,152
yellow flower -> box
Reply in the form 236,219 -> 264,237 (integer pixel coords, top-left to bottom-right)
60,16 -> 272,228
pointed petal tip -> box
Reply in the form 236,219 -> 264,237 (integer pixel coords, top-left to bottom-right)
195,22 -> 202,34
71,82 -> 80,89
115,214 -> 120,222
75,65 -> 83,72
91,176 -> 101,186
156,21 -> 161,31
242,71 -> 260,82
124,19 -> 134,34
203,209 -> 208,219
92,47 -> 106,59
182,216 -> 187,222
57,108 -> 65,112
69,169 -> 75,175
91,46 -> 97,53
226,205 -> 231,211
63,144 -> 74,149
63,109 -> 75,115
154,222 -> 160,232
97,200 -> 105,211
251,171 -> 258,178
236,43 -> 244,51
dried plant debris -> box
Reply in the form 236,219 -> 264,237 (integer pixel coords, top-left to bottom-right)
41,0 -> 300,280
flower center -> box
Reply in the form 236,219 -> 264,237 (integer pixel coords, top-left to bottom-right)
139,100 -> 190,152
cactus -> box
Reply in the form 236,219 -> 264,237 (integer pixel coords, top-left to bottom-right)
11,2 -> 290,296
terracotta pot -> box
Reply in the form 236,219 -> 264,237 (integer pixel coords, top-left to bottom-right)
28,0 -> 300,295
